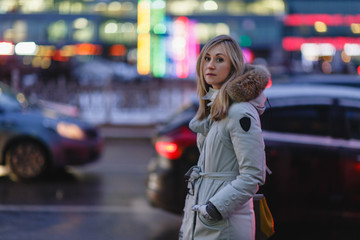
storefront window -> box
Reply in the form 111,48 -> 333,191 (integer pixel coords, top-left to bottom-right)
100,21 -> 137,44
73,18 -> 95,42
47,20 -> 68,42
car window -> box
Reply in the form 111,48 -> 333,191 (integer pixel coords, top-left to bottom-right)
261,105 -> 331,136
345,107 -> 360,140
165,102 -> 197,124
158,102 -> 197,135
0,91 -> 22,112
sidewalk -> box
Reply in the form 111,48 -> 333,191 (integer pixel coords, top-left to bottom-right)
98,123 -> 158,139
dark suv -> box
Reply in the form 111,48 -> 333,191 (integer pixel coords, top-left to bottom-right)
146,83 -> 360,221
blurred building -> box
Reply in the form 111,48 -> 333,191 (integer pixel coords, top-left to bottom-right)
0,0 -> 359,82
0,0 -> 285,81
283,0 -> 360,75
137,0 -> 284,78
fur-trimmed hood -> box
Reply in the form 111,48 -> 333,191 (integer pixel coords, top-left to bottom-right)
226,64 -> 270,103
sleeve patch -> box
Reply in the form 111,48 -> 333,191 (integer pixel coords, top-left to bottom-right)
239,117 -> 251,132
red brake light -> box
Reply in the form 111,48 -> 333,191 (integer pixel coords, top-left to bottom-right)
155,126 -> 197,160
155,141 -> 183,160
355,162 -> 360,172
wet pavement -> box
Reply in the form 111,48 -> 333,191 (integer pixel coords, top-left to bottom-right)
0,138 -> 182,240
1,133 -> 359,240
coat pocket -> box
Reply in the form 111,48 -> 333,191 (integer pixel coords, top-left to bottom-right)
196,214 -> 229,239
198,213 -> 228,231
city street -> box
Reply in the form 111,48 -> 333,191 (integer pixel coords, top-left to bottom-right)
1,133 -> 360,240
0,137 -> 182,240
1,0 -> 360,239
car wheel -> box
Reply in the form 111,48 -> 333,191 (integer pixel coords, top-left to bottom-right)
5,141 -> 49,181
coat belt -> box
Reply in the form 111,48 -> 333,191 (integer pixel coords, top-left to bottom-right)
185,166 -> 238,181
199,171 -> 238,180
185,166 -> 238,196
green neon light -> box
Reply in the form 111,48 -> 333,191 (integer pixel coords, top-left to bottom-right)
239,35 -> 252,47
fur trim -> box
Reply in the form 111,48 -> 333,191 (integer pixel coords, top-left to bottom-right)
226,64 -> 270,102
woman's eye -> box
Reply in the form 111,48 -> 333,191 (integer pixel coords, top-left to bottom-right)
217,58 -> 224,62
204,56 -> 210,61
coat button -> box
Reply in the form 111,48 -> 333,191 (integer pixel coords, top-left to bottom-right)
225,200 -> 230,206
231,194 -> 237,200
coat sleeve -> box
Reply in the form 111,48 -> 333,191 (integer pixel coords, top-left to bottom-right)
209,103 -> 266,219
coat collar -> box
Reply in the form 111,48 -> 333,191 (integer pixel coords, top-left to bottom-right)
226,64 -> 270,104
202,87 -> 219,106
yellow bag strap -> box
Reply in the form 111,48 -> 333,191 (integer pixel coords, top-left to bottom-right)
259,197 -> 275,237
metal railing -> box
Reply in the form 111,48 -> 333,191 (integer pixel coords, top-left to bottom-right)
19,78 -> 197,125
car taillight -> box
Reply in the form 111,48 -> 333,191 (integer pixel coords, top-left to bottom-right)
155,141 -> 183,160
355,162 -> 360,172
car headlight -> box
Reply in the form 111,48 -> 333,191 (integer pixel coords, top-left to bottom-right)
56,122 -> 85,140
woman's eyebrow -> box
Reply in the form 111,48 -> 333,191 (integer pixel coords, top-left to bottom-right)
205,52 -> 225,56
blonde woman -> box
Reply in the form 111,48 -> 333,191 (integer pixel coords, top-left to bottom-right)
179,35 -> 270,240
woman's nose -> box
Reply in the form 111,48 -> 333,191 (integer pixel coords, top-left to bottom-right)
207,60 -> 215,69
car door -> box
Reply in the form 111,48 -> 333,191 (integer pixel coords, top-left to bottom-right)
335,99 -> 360,211
260,97 -> 342,216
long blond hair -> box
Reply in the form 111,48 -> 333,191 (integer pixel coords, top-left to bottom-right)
195,35 -> 245,121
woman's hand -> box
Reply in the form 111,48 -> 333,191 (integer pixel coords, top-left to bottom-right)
192,202 -> 223,221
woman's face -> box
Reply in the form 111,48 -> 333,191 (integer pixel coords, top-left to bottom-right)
202,43 -> 232,89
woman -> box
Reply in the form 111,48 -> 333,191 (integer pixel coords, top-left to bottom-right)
179,35 -> 270,240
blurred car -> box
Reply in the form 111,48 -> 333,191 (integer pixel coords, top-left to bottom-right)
146,103 -> 199,214
146,83 -> 360,221
0,82 -> 104,181
285,74 -> 360,88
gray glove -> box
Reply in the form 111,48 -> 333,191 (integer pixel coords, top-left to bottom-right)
192,202 -> 223,221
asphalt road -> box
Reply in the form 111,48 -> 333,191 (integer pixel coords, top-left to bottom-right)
0,137 -> 183,240
1,133 -> 359,240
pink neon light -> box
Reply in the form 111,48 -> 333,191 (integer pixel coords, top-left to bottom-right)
282,37 -> 360,51
174,16 -> 189,79
284,14 -> 360,26
188,20 -> 199,78
266,77 -> 272,88
242,48 -> 254,63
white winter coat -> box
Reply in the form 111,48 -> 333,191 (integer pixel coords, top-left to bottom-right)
179,64 -> 270,240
